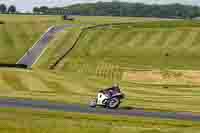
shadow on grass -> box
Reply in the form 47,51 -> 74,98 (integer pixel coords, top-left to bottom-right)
120,106 -> 135,110
0,21 -> 5,24
0,64 -> 28,69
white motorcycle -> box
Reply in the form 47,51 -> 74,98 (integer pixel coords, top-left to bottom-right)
89,87 -> 125,109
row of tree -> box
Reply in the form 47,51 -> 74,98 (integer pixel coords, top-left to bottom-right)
33,6 -> 67,15
33,2 -> 200,19
0,4 -> 16,14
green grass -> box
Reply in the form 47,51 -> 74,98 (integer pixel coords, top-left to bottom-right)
0,23 -> 52,63
73,16 -> 164,24
0,108 -> 200,133
0,15 -> 159,64
50,21 -> 200,74
2,69 -> 200,113
35,27 -> 82,68
35,16 -> 165,68
1,17 -> 200,113
0,14 -> 63,23
0,15 -> 67,64
0,15 -> 160,24
2,16 -> 200,130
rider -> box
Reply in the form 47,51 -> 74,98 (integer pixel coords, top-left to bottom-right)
110,83 -> 120,93
101,84 -> 121,97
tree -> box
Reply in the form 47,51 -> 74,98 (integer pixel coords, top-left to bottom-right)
8,5 -> 16,13
33,7 -> 40,14
34,2 -> 200,18
39,6 -> 48,13
0,4 -> 7,13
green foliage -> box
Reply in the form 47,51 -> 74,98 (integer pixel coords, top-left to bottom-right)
0,4 -> 16,14
0,4 -> 7,13
34,2 -> 200,19
7,5 -> 16,14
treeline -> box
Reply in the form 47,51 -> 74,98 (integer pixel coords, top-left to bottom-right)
33,2 -> 200,19
0,4 -> 17,14
33,6 -> 67,15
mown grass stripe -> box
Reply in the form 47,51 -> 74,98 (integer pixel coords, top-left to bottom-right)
169,30 -> 190,52
127,98 -> 200,113
188,31 -> 200,53
143,31 -> 163,49
124,86 -> 200,97
1,71 -> 28,91
137,30 -> 156,47
161,30 -> 182,49
154,29 -> 174,47
1,24 -> 15,48
177,30 -> 199,51
125,31 -> 140,48
94,29 -> 123,56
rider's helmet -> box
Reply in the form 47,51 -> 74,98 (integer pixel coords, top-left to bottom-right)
113,83 -> 119,88
112,83 -> 121,93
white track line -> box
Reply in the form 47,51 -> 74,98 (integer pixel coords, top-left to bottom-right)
31,25 -> 74,67
31,39 -> 53,67
16,26 -> 54,64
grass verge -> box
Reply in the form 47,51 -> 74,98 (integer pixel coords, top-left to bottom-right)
0,108 -> 199,133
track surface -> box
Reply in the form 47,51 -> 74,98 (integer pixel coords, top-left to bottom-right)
0,98 -> 200,121
17,24 -> 74,67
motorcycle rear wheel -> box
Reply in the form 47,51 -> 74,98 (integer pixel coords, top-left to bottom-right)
107,97 -> 120,109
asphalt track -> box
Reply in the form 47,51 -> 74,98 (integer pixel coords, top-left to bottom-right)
17,24 -> 74,67
0,98 -> 200,122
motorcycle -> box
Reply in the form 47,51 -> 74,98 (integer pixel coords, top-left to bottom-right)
89,87 -> 125,109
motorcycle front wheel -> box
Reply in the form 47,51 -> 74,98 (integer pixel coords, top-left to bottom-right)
107,97 -> 120,109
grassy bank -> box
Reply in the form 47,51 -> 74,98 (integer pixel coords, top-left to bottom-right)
30,20 -> 200,114
1,69 -> 200,113
73,16 -> 164,24
0,108 -> 199,133
0,15 -> 66,64
35,27 -> 82,68
52,21 -> 200,73
0,15 -> 159,64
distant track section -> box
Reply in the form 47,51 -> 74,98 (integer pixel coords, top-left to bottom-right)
0,98 -> 200,122
17,24 -> 74,68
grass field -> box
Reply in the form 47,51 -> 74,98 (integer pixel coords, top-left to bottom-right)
0,15 -> 159,64
73,16 -> 165,24
2,68 -> 200,113
34,16 -> 166,69
34,27 -> 82,68
0,23 -> 49,63
0,108 -> 200,133
1,17 -> 200,113
54,21 -> 200,74
0,15 -> 67,63
0,15 -> 159,24
1,15 -> 200,132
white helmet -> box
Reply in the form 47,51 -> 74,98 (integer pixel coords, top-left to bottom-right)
113,83 -> 119,88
